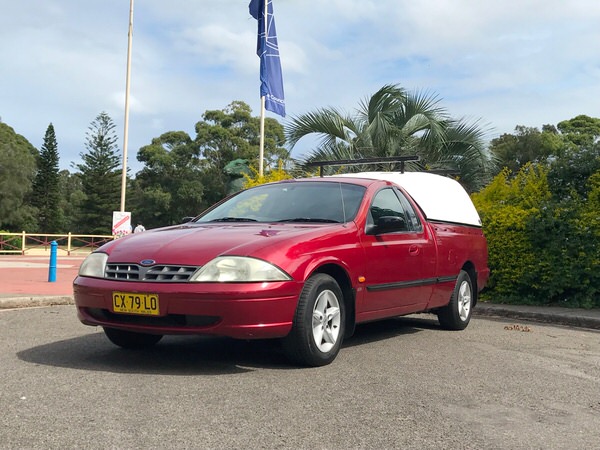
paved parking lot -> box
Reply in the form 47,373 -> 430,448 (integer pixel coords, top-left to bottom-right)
1,305 -> 599,449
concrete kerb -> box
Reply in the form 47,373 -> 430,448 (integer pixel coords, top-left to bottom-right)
474,302 -> 600,331
0,295 -> 74,310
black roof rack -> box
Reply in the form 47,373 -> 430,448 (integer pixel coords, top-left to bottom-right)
305,156 -> 420,177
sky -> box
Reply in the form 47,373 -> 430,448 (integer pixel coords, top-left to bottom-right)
1,0 -> 599,173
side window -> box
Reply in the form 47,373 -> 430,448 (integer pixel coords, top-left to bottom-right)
395,189 -> 423,232
368,188 -> 407,230
367,188 -> 423,233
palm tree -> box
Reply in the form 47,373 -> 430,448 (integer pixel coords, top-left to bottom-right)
286,84 -> 495,191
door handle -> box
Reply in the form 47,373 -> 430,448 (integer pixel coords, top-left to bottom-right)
409,245 -> 420,256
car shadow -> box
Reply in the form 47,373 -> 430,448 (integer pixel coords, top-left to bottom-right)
17,332 -> 290,375
343,314 -> 439,348
16,314 -> 439,375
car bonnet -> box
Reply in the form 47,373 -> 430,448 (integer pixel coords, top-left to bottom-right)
99,222 -> 346,266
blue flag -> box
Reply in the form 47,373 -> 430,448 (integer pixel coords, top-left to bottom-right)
249,0 -> 285,117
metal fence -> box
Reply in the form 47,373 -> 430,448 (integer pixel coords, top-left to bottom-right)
0,232 -> 115,255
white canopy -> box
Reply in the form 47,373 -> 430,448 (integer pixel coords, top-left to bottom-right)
336,172 -> 482,227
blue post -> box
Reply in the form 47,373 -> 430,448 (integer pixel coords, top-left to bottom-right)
48,240 -> 58,282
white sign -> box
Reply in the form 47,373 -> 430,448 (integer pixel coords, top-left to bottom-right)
112,211 -> 131,238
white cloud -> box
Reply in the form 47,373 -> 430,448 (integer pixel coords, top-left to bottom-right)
177,25 -> 257,73
1,0 -> 599,171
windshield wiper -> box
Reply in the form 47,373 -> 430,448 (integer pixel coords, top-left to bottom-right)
209,217 -> 257,222
277,218 -> 340,223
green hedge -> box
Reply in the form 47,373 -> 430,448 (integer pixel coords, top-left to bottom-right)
472,165 -> 600,308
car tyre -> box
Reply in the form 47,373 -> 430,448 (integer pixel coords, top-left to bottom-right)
437,270 -> 473,330
103,327 -> 163,349
282,273 -> 345,367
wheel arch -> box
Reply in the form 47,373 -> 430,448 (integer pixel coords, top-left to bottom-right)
312,263 -> 356,338
461,261 -> 478,306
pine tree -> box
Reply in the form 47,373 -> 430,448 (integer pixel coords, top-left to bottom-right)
32,123 -> 63,232
74,112 -> 121,234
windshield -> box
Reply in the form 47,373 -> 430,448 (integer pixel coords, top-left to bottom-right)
197,181 -> 366,224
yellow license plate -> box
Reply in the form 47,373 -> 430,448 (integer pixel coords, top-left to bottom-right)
112,292 -> 160,316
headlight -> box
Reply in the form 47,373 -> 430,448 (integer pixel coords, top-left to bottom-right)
190,256 -> 291,282
78,252 -> 108,278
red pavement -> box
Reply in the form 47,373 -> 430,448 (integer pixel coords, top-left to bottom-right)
0,255 -> 84,297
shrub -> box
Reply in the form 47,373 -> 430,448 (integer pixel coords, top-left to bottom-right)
472,164 -> 600,308
242,161 -> 293,188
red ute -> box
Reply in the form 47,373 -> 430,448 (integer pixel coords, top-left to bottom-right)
74,171 -> 489,366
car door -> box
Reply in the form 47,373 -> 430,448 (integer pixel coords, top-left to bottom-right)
360,187 -> 436,317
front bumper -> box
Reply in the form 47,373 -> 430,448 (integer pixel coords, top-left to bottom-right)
73,276 -> 302,339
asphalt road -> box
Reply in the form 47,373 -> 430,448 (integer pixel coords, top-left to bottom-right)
1,306 -> 599,449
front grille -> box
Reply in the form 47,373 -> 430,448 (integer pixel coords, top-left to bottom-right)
106,264 -> 199,282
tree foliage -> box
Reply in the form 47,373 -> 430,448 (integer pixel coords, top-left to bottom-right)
127,102 -> 289,228
242,161 -> 293,188
73,112 -> 121,235
32,123 -> 64,232
473,157 -> 600,308
547,144 -> 600,201
195,101 -> 288,204
489,115 -> 600,178
130,131 -> 204,228
473,165 -> 549,302
0,123 -> 38,231
477,119 -> 600,308
489,125 -> 565,175
58,170 -> 85,233
557,115 -> 600,148
286,84 -> 495,192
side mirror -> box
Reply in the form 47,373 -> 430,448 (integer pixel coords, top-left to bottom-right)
181,216 -> 195,223
369,215 -> 407,234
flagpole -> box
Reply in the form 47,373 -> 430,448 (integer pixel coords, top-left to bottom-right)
258,0 -> 268,178
120,0 -> 134,212
259,97 -> 265,177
